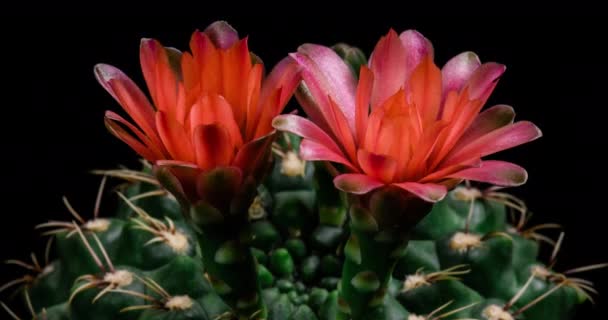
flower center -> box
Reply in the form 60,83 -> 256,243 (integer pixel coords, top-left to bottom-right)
160,230 -> 189,254
453,186 -> 482,201
449,232 -> 482,253
281,151 -> 306,177
482,304 -> 514,320
403,274 -> 430,292
103,270 -> 133,287
83,219 -> 111,233
165,295 -> 194,311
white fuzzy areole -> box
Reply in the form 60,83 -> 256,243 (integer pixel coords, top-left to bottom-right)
408,314 -> 426,320
83,218 -> 111,233
161,230 -> 189,254
482,304 -> 514,320
248,196 -> 266,220
165,295 -> 194,310
453,186 -> 482,201
403,274 -> 430,292
103,270 -> 133,287
281,151 -> 306,177
449,232 -> 482,253
531,265 -> 552,280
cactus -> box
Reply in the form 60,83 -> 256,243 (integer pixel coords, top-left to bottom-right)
1,133 -> 603,320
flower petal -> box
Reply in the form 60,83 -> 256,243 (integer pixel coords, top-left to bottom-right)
466,62 -> 506,101
408,55 -> 442,127
105,111 -> 165,158
334,173 -> 384,195
392,182 -> 447,202
203,21 -> 239,49
455,104 -> 515,149
156,111 -> 195,162
261,56 -> 301,109
192,123 -> 234,170
233,132 -> 275,179
272,114 -> 342,155
357,149 -> 397,183
189,94 -> 243,147
300,139 -> 358,172
448,160 -> 528,186
355,66 -> 373,144
140,38 -> 180,116
94,63 -> 159,145
104,116 -> 159,161
369,29 -> 407,108
196,166 -> 243,210
441,51 -> 481,97
399,29 -> 434,79
445,121 -> 542,166
292,44 -> 357,132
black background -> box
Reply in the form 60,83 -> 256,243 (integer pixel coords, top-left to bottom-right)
2,11 -> 607,318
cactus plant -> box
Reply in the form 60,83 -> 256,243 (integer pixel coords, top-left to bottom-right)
2,22 -> 605,320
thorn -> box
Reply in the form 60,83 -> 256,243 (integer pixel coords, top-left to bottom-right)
0,301 -> 21,320
72,222 -> 105,272
549,232 -> 565,268
63,197 -> 85,224
94,176 -> 108,219
513,281 -> 565,316
91,233 -> 115,272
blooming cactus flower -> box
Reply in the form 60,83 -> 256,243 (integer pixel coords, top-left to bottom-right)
95,21 -> 300,208
273,29 -> 541,202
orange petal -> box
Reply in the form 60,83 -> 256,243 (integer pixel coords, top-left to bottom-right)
156,111 -> 195,162
189,94 -> 243,147
408,55 -> 441,128
193,123 -> 234,170
104,116 -> 159,161
357,149 -> 397,183
355,66 -> 373,145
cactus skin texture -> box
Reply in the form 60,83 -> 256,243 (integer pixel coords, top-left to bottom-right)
0,134 -> 597,320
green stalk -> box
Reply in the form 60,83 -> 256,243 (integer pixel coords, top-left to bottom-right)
338,188 -> 432,319
191,205 -> 266,320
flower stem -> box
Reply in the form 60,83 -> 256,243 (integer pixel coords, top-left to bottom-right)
338,188 -> 432,319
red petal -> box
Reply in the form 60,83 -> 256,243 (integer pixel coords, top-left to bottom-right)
94,64 -> 160,146
399,30 -> 434,79
189,94 -> 243,147
192,123 -> 234,170
156,111 -> 195,162
272,114 -> 342,155
445,121 -> 542,166
334,173 -> 384,195
139,38 -> 180,116
355,66 -> 373,144
233,132 -> 275,179
369,29 -> 407,108
441,51 -> 481,97
357,149 -> 397,183
299,139 -> 358,172
204,21 -> 240,49
392,182 -> 447,202
105,111 -> 166,158
448,160 -> 528,186
104,116 -> 159,161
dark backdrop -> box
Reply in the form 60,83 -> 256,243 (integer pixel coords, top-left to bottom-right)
1,12 -> 607,318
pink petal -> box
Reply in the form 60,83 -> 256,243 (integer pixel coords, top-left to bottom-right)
203,21 -> 239,49
369,29 -> 407,108
357,149 -> 396,183
445,121 -> 542,166
399,29 -> 434,80
261,56 -> 301,109
447,160 -> 528,186
392,182 -> 447,202
292,44 -> 357,131
441,51 -> 481,97
272,114 -> 342,155
300,139 -> 358,172
294,83 -> 333,134
192,124 -> 234,170
455,104 -> 515,150
94,63 -> 159,146
466,62 -> 506,101
334,173 -> 384,195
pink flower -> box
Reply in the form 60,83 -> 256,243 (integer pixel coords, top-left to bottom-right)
273,29 -> 541,202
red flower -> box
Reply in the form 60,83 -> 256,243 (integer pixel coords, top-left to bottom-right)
273,29 -> 541,202
96,21 -> 300,206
